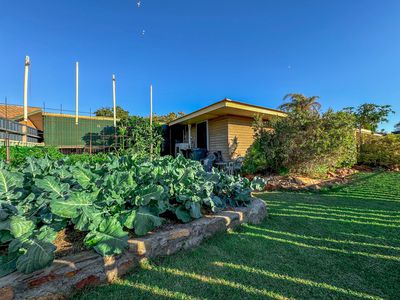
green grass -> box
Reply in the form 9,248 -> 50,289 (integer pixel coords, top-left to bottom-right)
74,172 -> 400,300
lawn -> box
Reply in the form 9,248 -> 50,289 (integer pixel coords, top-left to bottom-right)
74,172 -> 400,300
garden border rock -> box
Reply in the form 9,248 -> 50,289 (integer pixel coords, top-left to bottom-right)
0,198 -> 266,300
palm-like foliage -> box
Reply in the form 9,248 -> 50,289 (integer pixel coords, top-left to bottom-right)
279,93 -> 321,113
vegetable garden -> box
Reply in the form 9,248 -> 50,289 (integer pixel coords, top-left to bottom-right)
0,154 -> 264,277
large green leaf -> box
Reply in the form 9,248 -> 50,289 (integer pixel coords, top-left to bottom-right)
35,176 -> 69,198
175,206 -> 191,223
0,219 -> 10,231
84,218 -> 128,256
0,169 -> 22,195
189,202 -> 202,219
0,252 -> 19,277
16,239 -> 56,274
36,226 -> 58,243
50,192 -> 95,218
123,210 -> 137,229
0,230 -> 13,243
9,216 -> 35,238
50,167 -> 71,180
133,206 -> 163,236
72,168 -> 95,188
72,206 -> 103,231
23,157 -> 41,177
135,185 -> 164,206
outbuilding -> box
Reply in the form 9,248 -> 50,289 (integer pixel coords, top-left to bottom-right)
167,99 -> 286,161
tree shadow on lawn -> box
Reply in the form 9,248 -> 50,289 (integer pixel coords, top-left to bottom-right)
74,225 -> 398,300
74,216 -> 400,299
74,173 -> 400,300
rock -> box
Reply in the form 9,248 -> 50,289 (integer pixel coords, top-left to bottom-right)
293,177 -> 306,185
327,171 -> 336,178
0,287 -> 14,300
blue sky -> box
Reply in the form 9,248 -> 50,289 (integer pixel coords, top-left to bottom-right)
0,0 -> 399,131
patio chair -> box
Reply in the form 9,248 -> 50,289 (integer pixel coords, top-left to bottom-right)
201,153 -> 216,172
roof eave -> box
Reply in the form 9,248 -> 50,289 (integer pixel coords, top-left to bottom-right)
168,98 -> 286,126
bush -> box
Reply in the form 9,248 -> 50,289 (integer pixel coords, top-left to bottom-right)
359,134 -> 400,168
65,152 -> 110,165
117,116 -> 163,155
0,146 -> 63,166
243,110 -> 357,177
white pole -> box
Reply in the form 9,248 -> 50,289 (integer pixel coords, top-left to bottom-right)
150,84 -> 153,155
75,62 -> 79,125
112,74 -> 117,127
23,56 -> 30,122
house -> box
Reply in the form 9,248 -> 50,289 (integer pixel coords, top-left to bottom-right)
167,99 -> 286,160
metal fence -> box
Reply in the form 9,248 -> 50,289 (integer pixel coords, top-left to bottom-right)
41,105 -> 119,154
0,101 -> 122,154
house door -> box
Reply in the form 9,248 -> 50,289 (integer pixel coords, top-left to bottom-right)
196,121 -> 208,149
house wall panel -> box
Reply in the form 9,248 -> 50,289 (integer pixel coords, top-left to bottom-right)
208,117 -> 229,160
227,116 -> 255,159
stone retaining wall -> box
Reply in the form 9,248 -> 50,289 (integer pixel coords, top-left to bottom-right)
0,198 -> 266,300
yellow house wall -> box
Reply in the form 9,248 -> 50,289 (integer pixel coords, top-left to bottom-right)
208,117 -> 229,160
186,115 -> 255,161
227,116 -> 255,159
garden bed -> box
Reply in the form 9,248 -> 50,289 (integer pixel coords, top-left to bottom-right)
260,168 -> 359,191
0,198 -> 266,300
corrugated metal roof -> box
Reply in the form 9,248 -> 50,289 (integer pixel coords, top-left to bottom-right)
0,105 -> 42,120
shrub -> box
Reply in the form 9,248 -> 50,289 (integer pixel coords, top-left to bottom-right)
0,146 -> 63,166
117,116 -> 163,155
243,110 -> 357,177
66,152 -> 110,165
359,134 -> 400,168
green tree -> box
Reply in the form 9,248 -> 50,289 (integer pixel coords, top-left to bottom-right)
117,116 -> 163,155
243,108 -> 357,176
278,93 -> 321,113
95,106 -> 129,120
153,112 -> 185,124
344,103 -> 394,133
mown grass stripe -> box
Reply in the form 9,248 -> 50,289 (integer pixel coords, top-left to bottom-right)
212,262 -> 383,300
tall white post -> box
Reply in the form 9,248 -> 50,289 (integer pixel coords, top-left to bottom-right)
23,56 -> 30,122
112,74 -> 117,127
150,84 -> 153,156
75,62 -> 79,125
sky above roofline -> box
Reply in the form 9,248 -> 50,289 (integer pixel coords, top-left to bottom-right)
0,0 -> 399,132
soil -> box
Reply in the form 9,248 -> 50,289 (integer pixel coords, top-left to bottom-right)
261,167 -> 360,192
54,227 -> 87,258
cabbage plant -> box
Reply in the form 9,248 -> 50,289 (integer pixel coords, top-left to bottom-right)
0,154 -> 265,276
